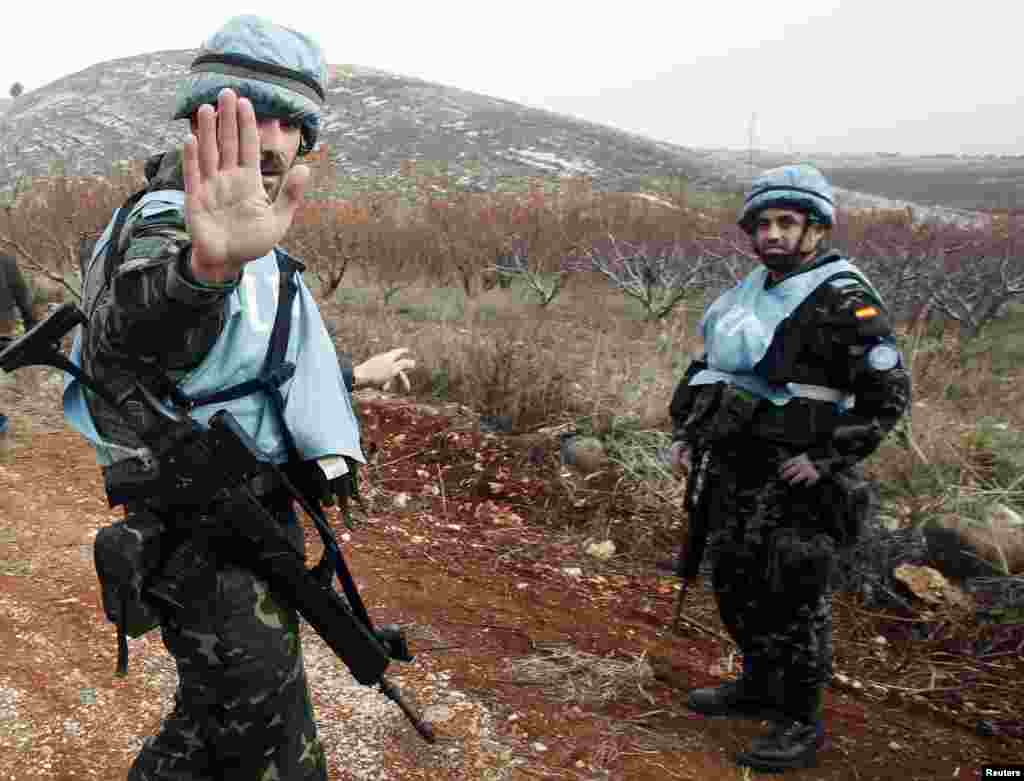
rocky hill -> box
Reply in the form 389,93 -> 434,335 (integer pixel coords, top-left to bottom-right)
0,51 -> 1007,225
0,50 -> 727,195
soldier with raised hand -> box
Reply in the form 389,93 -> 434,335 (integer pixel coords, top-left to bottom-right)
63,16 -> 412,780
666,164 -> 910,772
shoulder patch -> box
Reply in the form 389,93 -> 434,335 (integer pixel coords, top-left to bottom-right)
854,305 -> 880,320
867,344 -> 901,371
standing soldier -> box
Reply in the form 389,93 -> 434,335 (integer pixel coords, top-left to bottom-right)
667,164 -> 910,772
0,252 -> 38,435
63,16 -> 413,780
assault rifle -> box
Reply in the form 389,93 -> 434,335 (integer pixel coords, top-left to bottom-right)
0,304 -> 435,743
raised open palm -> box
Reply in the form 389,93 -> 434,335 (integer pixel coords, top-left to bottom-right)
182,89 -> 309,282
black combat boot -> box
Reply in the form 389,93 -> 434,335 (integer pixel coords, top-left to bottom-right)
685,678 -> 781,719
735,719 -> 826,772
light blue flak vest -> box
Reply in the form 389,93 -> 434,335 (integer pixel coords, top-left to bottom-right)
690,259 -> 882,408
63,189 -> 364,469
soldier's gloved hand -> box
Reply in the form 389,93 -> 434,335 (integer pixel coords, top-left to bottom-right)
354,348 -> 416,392
311,460 -> 355,508
779,453 -> 822,486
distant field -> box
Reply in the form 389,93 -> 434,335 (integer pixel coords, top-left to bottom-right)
820,161 -> 1024,212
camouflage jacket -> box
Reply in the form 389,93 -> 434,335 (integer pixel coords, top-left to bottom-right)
79,150 -> 238,453
0,252 -> 36,333
669,252 -> 911,475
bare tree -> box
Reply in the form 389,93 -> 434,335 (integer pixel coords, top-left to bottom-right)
840,213 -> 1024,339
483,194 -> 597,307
422,191 -> 505,298
286,198 -> 373,301
365,219 -> 432,305
0,168 -> 138,303
920,230 -> 1024,339
8,82 -> 23,99
588,235 -> 720,320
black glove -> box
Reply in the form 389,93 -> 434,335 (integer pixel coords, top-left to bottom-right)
309,464 -> 357,508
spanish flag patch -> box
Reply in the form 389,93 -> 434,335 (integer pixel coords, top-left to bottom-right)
854,306 -> 879,320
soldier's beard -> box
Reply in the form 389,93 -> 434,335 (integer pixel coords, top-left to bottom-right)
753,239 -> 806,276
757,249 -> 806,274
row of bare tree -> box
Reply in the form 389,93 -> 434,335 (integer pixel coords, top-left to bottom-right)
0,166 -> 1021,336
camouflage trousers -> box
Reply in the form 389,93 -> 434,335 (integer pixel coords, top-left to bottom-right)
128,520 -> 327,781
704,448 -> 837,723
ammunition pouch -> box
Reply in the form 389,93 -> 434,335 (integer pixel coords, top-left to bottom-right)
821,467 -> 879,548
93,509 -> 167,640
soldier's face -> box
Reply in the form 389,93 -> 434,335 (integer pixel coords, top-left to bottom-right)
752,208 -> 826,273
255,116 -> 302,201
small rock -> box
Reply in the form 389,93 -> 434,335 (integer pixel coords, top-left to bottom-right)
889,741 -> 902,751
976,719 -> 997,737
559,433 -> 608,474
423,705 -> 454,723
532,742 -> 548,753
893,563 -> 969,607
872,635 -> 888,646
393,492 -> 411,509
507,712 -> 520,722
585,540 -> 616,560
516,582 -> 529,590
562,567 -> 583,578
479,414 -> 514,434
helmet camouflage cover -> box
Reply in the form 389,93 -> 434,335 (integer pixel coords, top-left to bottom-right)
172,15 -> 328,156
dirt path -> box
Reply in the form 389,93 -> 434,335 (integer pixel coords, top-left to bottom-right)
0,396 -> 1019,780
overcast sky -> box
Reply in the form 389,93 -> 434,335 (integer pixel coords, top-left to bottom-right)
3,1 -> 1021,155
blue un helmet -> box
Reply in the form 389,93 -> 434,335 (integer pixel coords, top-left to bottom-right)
172,15 -> 329,156
737,164 -> 836,235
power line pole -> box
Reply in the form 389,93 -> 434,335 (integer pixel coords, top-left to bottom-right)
747,112 -> 758,177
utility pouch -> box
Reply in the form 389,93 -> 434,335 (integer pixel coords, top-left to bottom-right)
93,509 -> 166,639
823,467 -> 879,548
